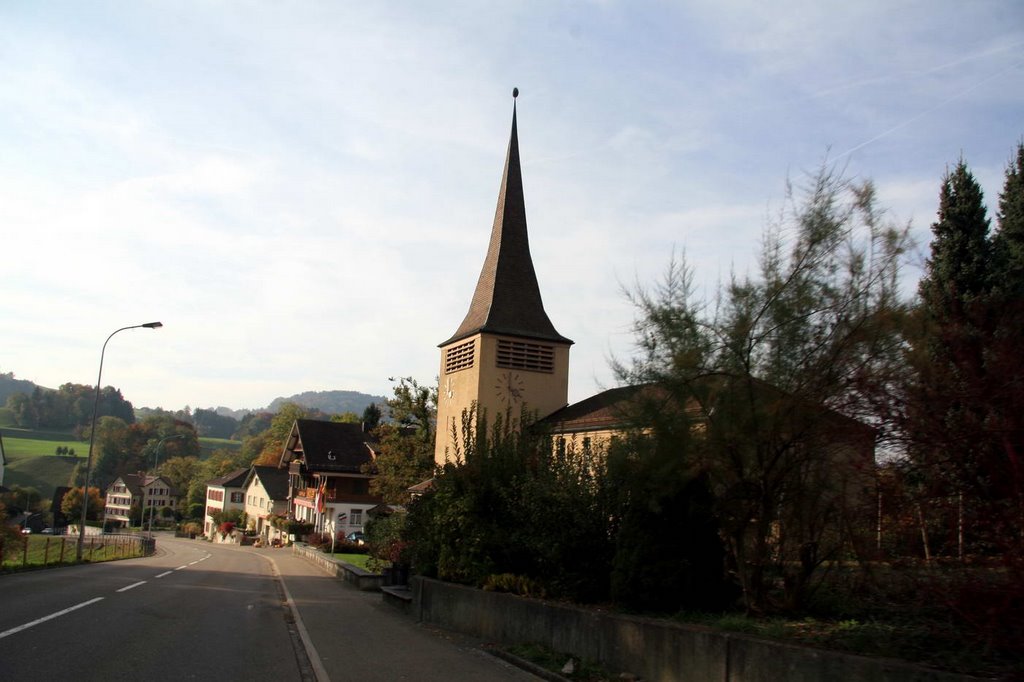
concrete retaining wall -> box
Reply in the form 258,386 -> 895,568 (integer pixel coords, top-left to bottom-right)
291,543 -> 381,591
412,577 -> 980,682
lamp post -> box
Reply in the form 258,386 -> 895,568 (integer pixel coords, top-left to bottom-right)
77,322 -> 163,561
148,434 -> 185,538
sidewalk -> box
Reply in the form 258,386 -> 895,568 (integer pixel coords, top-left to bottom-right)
253,547 -> 538,682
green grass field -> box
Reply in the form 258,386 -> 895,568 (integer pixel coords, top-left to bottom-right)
2,427 -> 85,457
2,428 -> 244,503
199,437 -> 241,455
1,428 -> 85,501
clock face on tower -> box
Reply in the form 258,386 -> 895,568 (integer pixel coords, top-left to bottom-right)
494,370 -> 525,405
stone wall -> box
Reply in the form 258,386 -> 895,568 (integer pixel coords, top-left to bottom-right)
412,577 -> 980,682
290,543 -> 381,591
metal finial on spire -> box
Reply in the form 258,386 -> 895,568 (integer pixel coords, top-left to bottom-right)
512,87 -> 519,99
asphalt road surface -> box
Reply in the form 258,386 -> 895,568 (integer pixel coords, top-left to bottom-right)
0,535 -> 536,682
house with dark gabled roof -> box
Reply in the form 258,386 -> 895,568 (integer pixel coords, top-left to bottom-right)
279,419 -> 383,541
203,467 -> 249,539
242,465 -> 289,543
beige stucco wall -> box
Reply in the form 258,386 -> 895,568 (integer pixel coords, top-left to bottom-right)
435,333 -> 570,465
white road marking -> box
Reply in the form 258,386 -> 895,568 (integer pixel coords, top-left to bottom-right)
261,555 -> 330,682
174,565 -> 188,570
155,571 -> 173,578
116,581 -> 147,593
0,597 -> 104,640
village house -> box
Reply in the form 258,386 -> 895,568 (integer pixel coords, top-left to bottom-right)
279,419 -> 383,542
242,465 -> 289,544
203,467 -> 248,539
103,473 -> 183,529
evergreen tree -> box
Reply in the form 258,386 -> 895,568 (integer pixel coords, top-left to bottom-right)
361,402 -> 382,431
993,142 -> 1024,293
907,152 -> 1023,555
986,143 -> 1024,546
908,162 -> 993,509
919,160 -> 992,310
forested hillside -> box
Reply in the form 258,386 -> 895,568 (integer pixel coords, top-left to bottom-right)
0,371 -> 42,404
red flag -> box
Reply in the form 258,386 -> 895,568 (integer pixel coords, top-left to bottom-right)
317,478 -> 327,513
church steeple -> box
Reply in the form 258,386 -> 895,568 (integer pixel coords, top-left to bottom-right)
441,90 -> 572,347
435,89 -> 572,465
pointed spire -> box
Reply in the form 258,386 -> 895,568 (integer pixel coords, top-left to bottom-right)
441,90 -> 572,347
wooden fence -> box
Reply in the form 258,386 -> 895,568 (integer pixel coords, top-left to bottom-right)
0,533 -> 153,569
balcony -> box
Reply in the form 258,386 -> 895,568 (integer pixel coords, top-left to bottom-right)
294,487 -> 380,505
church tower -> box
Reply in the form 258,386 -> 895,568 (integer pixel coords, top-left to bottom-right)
435,91 -> 572,465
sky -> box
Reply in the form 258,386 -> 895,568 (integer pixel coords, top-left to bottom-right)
2,1 -> 1022,413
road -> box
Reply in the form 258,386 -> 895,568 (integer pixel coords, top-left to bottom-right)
0,535 -> 536,682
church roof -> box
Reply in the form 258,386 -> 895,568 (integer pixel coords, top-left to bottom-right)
541,385 -> 656,433
441,92 -> 572,347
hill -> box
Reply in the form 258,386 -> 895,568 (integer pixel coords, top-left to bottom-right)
3,454 -> 78,504
264,390 -> 387,416
2,368 -> 389,424
0,371 -> 43,404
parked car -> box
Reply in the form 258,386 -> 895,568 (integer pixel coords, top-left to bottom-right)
20,527 -> 32,535
346,531 -> 366,545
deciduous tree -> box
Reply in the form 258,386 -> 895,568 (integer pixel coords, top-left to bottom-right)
616,165 -> 908,613
364,379 -> 436,504
252,402 -> 309,465
61,486 -> 103,522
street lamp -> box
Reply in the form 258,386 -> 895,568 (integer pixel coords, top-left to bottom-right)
77,322 -> 163,561
148,434 -> 185,538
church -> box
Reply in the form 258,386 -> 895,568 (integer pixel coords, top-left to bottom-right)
432,90 -> 875,502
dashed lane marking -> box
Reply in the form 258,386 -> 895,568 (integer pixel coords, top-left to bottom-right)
116,581 -> 147,593
0,598 -> 105,640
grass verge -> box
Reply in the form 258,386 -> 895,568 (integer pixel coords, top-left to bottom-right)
329,552 -> 371,570
1,534 -> 147,572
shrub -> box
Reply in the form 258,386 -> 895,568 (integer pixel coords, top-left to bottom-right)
483,573 -> 547,599
285,521 -> 313,537
180,521 -> 203,537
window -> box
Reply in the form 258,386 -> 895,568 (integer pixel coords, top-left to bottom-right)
230,492 -> 244,504
350,509 -> 363,526
444,339 -> 475,374
496,339 -> 554,373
